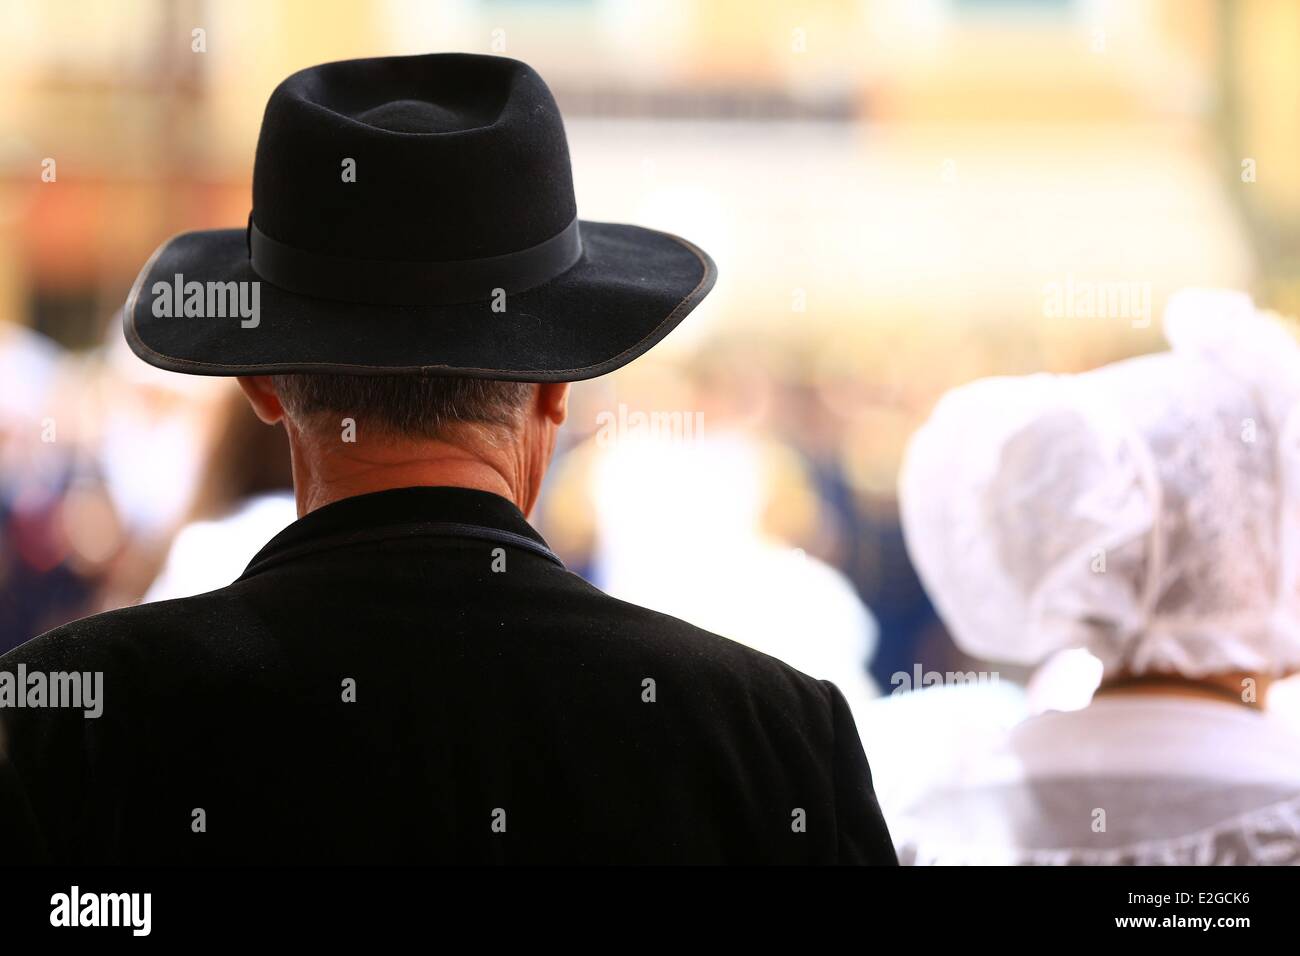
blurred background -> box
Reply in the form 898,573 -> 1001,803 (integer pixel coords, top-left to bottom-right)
0,0 -> 1297,755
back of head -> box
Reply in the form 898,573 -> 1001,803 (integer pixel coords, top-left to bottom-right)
900,290 -> 1300,679
271,373 -> 532,442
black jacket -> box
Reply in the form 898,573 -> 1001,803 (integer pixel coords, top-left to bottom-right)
0,486 -> 895,864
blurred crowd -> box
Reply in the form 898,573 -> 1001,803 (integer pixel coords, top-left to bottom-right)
0,317 -> 291,647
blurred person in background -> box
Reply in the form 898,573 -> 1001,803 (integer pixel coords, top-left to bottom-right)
144,387 -> 294,601
893,289 -> 1300,865
582,427 -> 880,727
541,346 -> 880,729
84,329 -> 228,612
0,318 -> 204,646
0,320 -> 83,652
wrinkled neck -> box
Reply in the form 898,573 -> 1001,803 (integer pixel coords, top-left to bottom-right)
285,421 -> 530,518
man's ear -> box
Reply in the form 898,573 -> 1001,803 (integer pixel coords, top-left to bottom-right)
537,382 -> 570,427
236,375 -> 286,425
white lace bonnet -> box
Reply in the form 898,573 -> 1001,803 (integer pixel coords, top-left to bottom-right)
899,290 -> 1300,677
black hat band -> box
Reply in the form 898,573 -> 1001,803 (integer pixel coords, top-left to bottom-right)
247,215 -> 584,307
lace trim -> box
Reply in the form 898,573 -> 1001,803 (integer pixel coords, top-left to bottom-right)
901,793 -> 1300,866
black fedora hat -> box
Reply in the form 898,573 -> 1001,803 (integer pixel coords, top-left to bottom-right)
123,53 -> 717,382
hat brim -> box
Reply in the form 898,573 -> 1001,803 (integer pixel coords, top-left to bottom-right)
123,221 -> 716,382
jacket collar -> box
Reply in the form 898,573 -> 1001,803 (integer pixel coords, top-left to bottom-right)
238,486 -> 553,581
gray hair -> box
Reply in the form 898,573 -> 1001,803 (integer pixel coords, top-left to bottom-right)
271,374 -> 534,440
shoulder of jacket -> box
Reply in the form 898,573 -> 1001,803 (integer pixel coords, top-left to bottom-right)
0,592 -> 225,669
588,589 -> 836,715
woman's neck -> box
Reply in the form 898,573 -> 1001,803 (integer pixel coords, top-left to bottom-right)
1094,671 -> 1270,710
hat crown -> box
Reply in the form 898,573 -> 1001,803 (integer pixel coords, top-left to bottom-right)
251,54 -> 577,262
